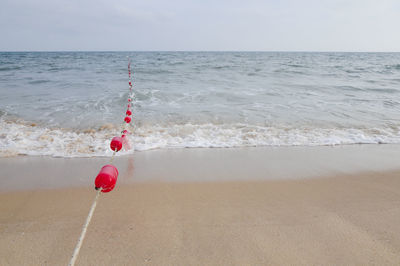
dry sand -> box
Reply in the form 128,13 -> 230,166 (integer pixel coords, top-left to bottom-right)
1,146 -> 400,265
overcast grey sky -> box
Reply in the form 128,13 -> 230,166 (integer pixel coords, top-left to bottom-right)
1,0 -> 399,51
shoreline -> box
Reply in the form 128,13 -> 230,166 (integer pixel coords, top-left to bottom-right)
2,144 -> 400,191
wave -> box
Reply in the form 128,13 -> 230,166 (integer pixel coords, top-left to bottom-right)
0,66 -> 22,71
385,64 -> 400,70
1,119 -> 400,158
28,79 -> 51,85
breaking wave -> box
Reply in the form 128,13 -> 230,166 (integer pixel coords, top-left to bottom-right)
1,119 -> 400,158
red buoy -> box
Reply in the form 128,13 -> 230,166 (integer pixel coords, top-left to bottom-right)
129,81 -> 132,86
110,137 -> 123,152
95,165 -> 118,193
124,116 -> 131,123
128,98 -> 131,102
126,109 -> 132,116
127,104 -> 131,108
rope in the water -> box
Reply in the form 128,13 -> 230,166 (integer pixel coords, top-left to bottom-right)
68,58 -> 134,265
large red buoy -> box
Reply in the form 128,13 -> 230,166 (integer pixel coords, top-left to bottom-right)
110,137 -> 123,152
126,109 -> 132,116
124,116 -> 131,123
95,165 -> 118,193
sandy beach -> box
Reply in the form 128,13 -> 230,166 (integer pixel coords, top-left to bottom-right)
1,145 -> 400,265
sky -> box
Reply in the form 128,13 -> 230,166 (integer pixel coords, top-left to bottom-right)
1,0 -> 400,52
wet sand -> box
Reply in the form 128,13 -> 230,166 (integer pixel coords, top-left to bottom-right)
2,144 -> 400,191
1,146 -> 400,265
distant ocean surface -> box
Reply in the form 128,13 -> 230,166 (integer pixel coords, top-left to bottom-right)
1,51 -> 400,157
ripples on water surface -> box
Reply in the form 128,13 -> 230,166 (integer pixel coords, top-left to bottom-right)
1,52 -> 400,157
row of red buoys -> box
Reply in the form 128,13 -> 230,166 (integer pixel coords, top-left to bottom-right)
94,60 -> 134,193
124,63 -> 134,124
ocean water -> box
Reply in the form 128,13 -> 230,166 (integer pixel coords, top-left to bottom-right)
1,51 -> 400,157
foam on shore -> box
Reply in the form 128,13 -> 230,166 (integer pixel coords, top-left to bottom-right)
2,119 -> 400,158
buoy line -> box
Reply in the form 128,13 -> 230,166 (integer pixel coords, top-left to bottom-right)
68,59 -> 135,266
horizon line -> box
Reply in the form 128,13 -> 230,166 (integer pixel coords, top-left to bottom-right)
1,50 -> 400,53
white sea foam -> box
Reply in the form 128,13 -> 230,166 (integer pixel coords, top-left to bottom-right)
1,119 -> 400,158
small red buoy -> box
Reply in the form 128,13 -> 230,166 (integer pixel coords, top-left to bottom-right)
124,116 -> 131,123
128,104 -> 131,108
110,137 -> 123,152
126,109 -> 132,116
128,98 -> 131,102
95,165 -> 118,193
129,81 -> 132,86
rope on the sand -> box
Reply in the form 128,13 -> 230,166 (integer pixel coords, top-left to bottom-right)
69,189 -> 101,266
110,150 -> 116,164
68,58 -> 135,265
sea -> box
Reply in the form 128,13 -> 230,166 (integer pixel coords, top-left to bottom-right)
1,51 -> 400,157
